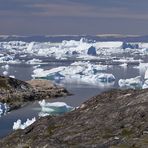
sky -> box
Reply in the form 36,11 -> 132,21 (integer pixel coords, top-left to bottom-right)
0,0 -> 148,35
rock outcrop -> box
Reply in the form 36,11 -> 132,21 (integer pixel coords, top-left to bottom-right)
0,76 -> 68,111
0,89 -> 148,147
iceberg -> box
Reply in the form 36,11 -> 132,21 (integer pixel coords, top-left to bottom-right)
32,62 -> 114,86
0,39 -> 147,62
0,103 -> 9,116
38,100 -> 74,115
119,63 -> 128,68
144,69 -> 148,79
142,80 -> 148,89
26,58 -> 42,65
94,73 -> 115,82
3,71 -> 8,76
2,64 -> 9,70
13,117 -> 36,130
118,76 -> 142,89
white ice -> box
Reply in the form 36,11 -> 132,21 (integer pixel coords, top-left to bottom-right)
13,117 -> 36,130
0,39 -> 148,61
32,62 -> 115,86
118,76 -> 142,89
0,102 -> 9,116
3,71 -> 8,76
38,100 -> 74,115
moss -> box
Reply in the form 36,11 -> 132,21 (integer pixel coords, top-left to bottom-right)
47,125 -> 62,136
121,129 -> 133,137
111,145 -> 130,148
141,136 -> 148,144
0,79 -> 9,89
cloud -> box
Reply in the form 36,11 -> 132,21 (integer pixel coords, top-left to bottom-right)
0,0 -> 148,20
1,0 -> 148,35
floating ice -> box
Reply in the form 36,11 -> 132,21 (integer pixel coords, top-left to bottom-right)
119,63 -> 128,68
118,76 -> 142,89
9,75 -> 15,78
0,39 -> 148,61
2,64 -> 9,70
32,61 -> 114,85
143,80 -> 148,89
94,73 -> 115,82
38,100 -> 74,116
3,71 -> 8,76
0,102 -> 9,116
113,58 -> 143,64
26,58 -> 42,65
144,69 -> 148,80
13,117 -> 36,130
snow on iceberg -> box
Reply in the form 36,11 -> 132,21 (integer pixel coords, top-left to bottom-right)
94,73 -> 115,82
13,117 -> 36,130
143,68 -> 148,89
118,76 -> 142,89
3,71 -> 8,76
119,63 -> 128,68
142,80 -> 148,89
32,62 -> 114,86
38,100 -> 74,116
26,58 -> 42,65
144,69 -> 148,80
95,41 -> 123,49
2,64 -> 9,70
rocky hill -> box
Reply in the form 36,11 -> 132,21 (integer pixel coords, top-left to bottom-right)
0,76 -> 68,110
0,89 -> 148,147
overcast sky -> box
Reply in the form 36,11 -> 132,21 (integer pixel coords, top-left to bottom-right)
0,0 -> 148,35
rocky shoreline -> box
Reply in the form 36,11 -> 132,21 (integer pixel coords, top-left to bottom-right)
0,76 -> 69,111
0,88 -> 148,147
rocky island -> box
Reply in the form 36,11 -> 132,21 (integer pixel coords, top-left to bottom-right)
0,88 -> 148,147
0,76 -> 69,111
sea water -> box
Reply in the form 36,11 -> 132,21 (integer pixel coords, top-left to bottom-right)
0,60 -> 144,138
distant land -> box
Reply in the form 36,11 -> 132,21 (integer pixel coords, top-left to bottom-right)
1,34 -> 148,42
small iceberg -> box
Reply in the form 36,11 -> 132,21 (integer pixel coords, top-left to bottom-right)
13,117 -> 36,130
38,100 -> 74,116
118,76 -> 142,89
0,103 -> 9,116
144,69 -> 148,80
94,73 -> 115,82
3,71 -> 8,76
26,58 -> 42,65
143,80 -> 148,89
119,63 -> 128,68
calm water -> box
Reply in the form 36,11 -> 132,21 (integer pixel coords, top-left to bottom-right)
0,61 -> 145,138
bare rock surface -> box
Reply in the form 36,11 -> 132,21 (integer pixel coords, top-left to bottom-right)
0,89 -> 148,147
0,76 -> 69,111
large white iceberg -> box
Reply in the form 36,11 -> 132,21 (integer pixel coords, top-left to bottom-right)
118,76 -> 142,89
13,117 -> 36,130
38,100 -> 74,116
32,61 -> 115,86
0,39 -> 148,62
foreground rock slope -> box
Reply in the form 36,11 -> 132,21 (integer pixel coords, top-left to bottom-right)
0,89 -> 148,147
0,76 -> 68,110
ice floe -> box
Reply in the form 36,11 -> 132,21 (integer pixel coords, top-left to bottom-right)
32,61 -> 115,86
0,103 -> 9,116
118,76 -> 142,89
38,100 -> 74,116
3,71 -> 8,76
26,58 -> 42,65
13,117 -> 36,130
0,39 -> 148,61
